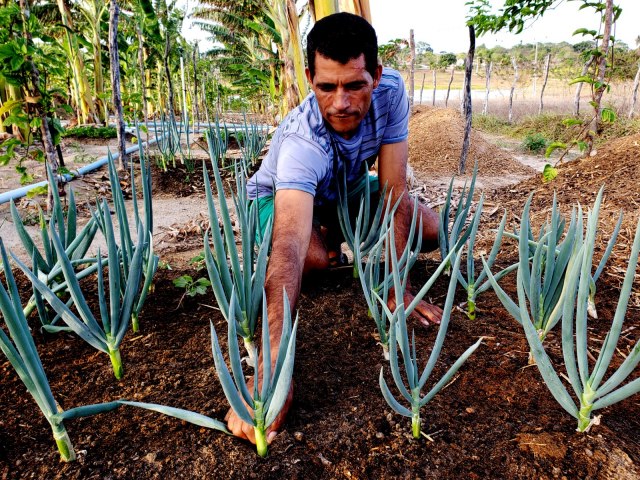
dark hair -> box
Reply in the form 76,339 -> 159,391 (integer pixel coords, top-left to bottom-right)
306,12 -> 378,80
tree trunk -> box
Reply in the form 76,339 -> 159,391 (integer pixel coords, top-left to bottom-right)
431,70 -> 436,106
532,42 -> 538,97
419,73 -> 425,104
192,44 -> 200,124
19,0 -> 60,210
408,29 -> 415,106
586,0 -> 614,155
460,25 -> 475,175
629,61 -> 640,118
136,25 -> 149,143
91,6 -> 108,125
445,65 -> 455,107
163,33 -> 176,120
574,55 -> 594,116
109,0 -> 127,169
538,53 -> 551,114
509,57 -> 519,123
482,61 -> 492,115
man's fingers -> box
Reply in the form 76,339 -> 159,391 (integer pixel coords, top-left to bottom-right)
412,300 -> 443,326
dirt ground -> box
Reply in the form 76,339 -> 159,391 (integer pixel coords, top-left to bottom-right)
1,108 -> 640,479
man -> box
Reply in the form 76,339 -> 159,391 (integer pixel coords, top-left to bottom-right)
228,12 -> 440,444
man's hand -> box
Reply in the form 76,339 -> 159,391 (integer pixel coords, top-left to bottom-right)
388,288 -> 443,326
224,376 -> 294,444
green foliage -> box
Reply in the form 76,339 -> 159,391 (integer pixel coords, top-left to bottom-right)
542,163 -> 559,182
514,191 -> 640,432
211,288 -> 298,457
438,163 -> 479,274
203,158 -> 272,367
379,241 -> 482,438
471,114 -> 511,135
62,125 -> 117,139
439,53 -> 457,68
0,238 -> 121,462
522,133 -> 548,153
173,275 -> 211,297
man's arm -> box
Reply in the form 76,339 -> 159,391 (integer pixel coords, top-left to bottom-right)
225,189 -> 314,443
377,140 -> 441,325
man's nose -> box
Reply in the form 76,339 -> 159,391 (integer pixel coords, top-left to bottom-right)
333,89 -> 350,111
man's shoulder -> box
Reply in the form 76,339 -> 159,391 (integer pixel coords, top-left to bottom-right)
273,95 -> 331,152
376,67 -> 405,94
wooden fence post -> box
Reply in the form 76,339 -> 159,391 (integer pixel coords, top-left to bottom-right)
538,53 -> 551,115
509,57 -> 519,123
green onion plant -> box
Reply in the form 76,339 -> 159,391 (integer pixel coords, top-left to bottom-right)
13,201 -> 147,380
378,242 -> 482,438
203,157 -> 272,367
504,188 -> 622,319
518,203 -> 640,432
204,114 -> 229,169
0,239 -> 121,461
455,199 -> 516,320
483,194 -> 579,361
13,164 -> 99,328
354,197 -> 420,358
92,149 -> 157,333
211,288 -> 298,457
438,163 -> 479,274
237,111 -> 268,168
337,169 -> 395,278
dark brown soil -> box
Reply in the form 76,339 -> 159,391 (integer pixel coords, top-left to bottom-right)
2,258 -> 639,479
2,121 -> 640,479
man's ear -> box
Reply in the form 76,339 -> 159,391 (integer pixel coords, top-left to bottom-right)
305,67 -> 312,85
372,63 -> 383,89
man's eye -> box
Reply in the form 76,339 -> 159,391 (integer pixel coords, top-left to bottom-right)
318,85 -> 335,92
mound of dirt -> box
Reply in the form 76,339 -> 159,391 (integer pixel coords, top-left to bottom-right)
408,106 -> 535,180
487,133 -> 640,278
495,133 -> 640,216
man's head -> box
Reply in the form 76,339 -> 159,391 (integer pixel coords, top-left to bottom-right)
305,13 -> 382,138
306,12 -> 378,80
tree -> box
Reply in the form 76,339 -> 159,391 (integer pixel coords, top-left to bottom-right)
468,0 -> 621,156
439,53 -> 457,68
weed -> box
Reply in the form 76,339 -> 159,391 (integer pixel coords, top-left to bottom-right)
62,126 -> 117,139
522,133 -> 548,154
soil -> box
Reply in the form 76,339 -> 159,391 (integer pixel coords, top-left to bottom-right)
1,108 -> 640,479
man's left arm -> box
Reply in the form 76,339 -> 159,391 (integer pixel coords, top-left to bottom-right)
377,139 -> 442,325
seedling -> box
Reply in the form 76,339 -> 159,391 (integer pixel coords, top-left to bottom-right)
0,239 -> 120,461
203,157 -> 272,367
211,289 -> 298,457
338,169 -> 395,278
14,201 -> 146,380
519,203 -> 640,432
378,241 -> 482,438
438,162 -> 479,274
484,194 -> 578,361
456,199 -> 516,320
173,275 -> 211,309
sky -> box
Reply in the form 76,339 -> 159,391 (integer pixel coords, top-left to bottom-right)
181,1 -> 640,54
368,0 -> 640,53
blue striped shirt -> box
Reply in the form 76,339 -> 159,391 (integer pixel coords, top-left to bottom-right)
247,68 -> 409,206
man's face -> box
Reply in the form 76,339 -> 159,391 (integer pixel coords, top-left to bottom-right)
307,53 -> 382,139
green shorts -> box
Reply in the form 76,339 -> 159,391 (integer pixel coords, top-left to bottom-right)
252,174 -> 380,240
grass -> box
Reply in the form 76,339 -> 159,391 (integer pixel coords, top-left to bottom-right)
473,111 -> 640,148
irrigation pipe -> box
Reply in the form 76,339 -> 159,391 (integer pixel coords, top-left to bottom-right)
0,135 -> 166,205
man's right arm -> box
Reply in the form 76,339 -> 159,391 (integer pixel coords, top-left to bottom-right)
226,188 -> 314,443
264,189 -> 314,349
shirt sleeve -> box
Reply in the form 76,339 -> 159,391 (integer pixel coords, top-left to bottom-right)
381,72 -> 410,145
274,134 -> 329,196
